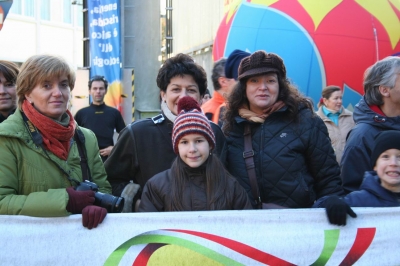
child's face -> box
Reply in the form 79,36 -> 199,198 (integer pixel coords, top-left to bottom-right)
178,134 -> 210,168
374,148 -> 400,192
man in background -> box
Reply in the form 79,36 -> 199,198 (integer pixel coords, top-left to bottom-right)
202,58 -> 236,126
75,75 -> 126,162
341,56 -> 400,193
0,60 -> 18,123
211,50 -> 251,127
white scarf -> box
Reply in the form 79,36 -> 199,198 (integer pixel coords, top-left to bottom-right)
161,100 -> 177,122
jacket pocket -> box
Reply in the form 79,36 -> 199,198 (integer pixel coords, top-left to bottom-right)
294,172 -> 315,207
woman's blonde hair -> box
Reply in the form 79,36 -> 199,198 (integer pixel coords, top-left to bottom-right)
16,55 -> 75,107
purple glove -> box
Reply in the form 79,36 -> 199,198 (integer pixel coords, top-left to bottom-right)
66,187 -> 95,214
82,205 -> 107,229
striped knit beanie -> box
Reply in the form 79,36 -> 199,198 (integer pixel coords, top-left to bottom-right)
172,96 -> 216,154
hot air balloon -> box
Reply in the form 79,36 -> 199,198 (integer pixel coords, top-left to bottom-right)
213,0 -> 400,108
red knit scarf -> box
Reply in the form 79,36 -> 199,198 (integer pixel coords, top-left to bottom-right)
22,100 -> 76,160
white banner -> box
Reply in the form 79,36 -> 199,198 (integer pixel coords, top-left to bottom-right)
1,208 -> 399,265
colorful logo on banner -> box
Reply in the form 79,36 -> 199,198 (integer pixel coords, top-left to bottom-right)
213,0 -> 400,108
88,0 -> 122,111
0,1 -> 13,31
104,228 -> 375,265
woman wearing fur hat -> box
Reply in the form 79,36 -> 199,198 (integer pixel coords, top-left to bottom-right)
223,50 -> 344,209
139,96 -> 251,212
105,54 -> 226,212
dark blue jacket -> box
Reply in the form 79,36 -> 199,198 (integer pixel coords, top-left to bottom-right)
343,171 -> 399,207
341,97 -> 400,193
224,105 -> 344,208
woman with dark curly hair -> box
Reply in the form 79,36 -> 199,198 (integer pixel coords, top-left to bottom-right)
105,53 -> 226,212
223,50 -> 344,209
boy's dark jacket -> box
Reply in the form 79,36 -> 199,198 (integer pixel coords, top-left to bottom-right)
343,171 -> 399,207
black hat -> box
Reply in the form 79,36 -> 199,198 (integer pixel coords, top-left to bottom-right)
371,130 -> 400,167
225,49 -> 251,80
238,50 -> 286,81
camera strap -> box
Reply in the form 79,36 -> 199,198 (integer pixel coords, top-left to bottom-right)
21,111 -> 89,185
74,128 -> 92,182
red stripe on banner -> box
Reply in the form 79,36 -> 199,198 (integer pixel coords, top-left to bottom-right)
133,243 -> 166,266
339,228 -> 376,266
168,229 -> 295,266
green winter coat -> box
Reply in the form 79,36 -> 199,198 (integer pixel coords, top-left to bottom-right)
0,109 -> 111,217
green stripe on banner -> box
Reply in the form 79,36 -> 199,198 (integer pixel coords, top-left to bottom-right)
310,229 -> 340,266
104,234 -> 243,266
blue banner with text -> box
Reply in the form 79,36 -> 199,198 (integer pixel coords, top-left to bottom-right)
88,0 -> 122,110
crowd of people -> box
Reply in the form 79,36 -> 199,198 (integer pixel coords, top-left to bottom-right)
0,52 -> 399,229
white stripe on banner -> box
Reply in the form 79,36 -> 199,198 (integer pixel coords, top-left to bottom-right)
0,208 -> 399,265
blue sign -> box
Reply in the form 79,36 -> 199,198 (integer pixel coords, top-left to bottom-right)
88,0 -> 122,109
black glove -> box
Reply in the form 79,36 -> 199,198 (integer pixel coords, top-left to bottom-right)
324,196 -> 357,226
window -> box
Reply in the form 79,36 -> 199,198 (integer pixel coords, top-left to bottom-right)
10,0 -> 34,17
41,0 -> 50,21
25,0 -> 34,17
40,0 -> 73,24
76,4 -> 83,27
63,0 -> 71,24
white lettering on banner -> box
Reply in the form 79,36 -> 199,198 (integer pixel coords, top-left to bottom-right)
99,43 -> 113,52
93,56 -> 119,67
91,3 -> 118,14
0,208 -> 400,265
90,15 -> 119,28
91,30 -> 112,40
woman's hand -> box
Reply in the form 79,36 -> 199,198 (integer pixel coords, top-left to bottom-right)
324,196 -> 357,226
66,187 -> 95,214
82,206 -> 107,229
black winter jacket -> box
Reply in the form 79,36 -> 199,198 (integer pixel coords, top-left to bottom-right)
224,105 -> 344,208
104,113 -> 226,196
341,97 -> 400,193
138,164 -> 252,212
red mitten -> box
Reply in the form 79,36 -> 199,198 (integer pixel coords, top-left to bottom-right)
82,205 -> 107,229
66,187 -> 95,214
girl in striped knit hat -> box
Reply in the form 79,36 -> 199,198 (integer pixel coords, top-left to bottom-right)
139,96 -> 252,212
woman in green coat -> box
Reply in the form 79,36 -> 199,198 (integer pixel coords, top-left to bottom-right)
0,55 -> 112,229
